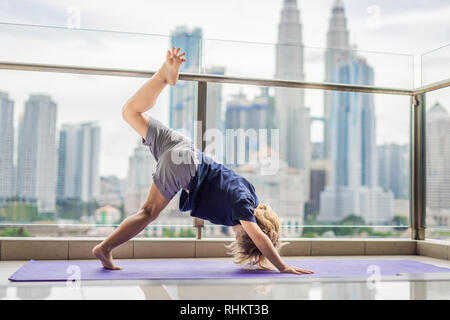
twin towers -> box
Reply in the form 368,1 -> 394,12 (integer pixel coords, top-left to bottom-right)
169,0 -> 388,223
273,0 -> 392,223
275,0 -> 350,208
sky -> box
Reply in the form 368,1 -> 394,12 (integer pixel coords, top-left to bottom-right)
0,0 -> 448,179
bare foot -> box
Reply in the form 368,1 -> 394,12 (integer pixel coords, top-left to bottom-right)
156,46 -> 187,85
92,244 -> 122,270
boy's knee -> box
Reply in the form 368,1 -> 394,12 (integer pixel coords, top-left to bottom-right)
141,204 -> 159,220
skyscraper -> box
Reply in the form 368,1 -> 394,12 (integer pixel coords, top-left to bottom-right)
319,57 -> 393,223
426,102 -> 450,227
169,26 -> 203,138
0,91 -> 14,201
98,175 -> 125,207
260,87 -> 276,132
309,159 -> 330,216
323,0 -> 350,161
225,91 -> 268,166
275,0 -> 311,201
377,143 -> 408,199
17,94 -> 58,213
331,57 -> 373,187
57,122 -> 101,202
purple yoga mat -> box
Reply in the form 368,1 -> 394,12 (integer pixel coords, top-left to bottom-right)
8,259 -> 450,282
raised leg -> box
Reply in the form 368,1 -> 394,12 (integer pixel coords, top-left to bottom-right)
122,46 -> 187,140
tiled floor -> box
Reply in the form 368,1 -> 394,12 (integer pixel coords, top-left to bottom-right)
1,256 -> 450,300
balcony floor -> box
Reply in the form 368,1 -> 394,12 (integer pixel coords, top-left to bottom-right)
1,255 -> 449,300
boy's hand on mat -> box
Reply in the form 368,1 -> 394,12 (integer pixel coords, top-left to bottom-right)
280,266 -> 314,275
157,47 -> 186,85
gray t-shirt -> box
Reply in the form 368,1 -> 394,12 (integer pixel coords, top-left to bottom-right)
142,116 -> 199,200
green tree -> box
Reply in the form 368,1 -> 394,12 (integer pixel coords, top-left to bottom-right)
56,199 -> 84,220
301,213 -> 374,237
334,214 -> 373,236
178,228 -> 196,238
392,215 -> 408,231
0,227 -> 31,237
162,227 -> 176,238
0,201 -> 39,222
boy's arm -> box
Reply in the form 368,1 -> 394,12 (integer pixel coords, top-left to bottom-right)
239,220 -> 313,275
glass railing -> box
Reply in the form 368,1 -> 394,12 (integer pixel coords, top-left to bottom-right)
421,44 -> 450,87
423,45 -> 450,240
0,67 -> 199,238
201,84 -> 411,239
204,38 -> 414,89
0,22 -> 414,88
0,23 -> 448,240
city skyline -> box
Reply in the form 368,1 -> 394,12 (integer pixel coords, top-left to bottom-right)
0,0 -> 444,210
0,1 -> 447,239
1,0 -> 446,179
0,86 -> 414,215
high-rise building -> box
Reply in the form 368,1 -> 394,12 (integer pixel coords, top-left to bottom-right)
274,0 -> 311,201
323,0 -> 350,161
319,57 -> 393,223
426,102 -> 450,227
98,175 -> 126,207
224,91 -> 268,167
309,159 -> 330,216
57,122 -> 101,202
251,90 -> 271,133
169,26 -> 203,138
275,0 -> 309,165
260,87 -> 276,132
17,94 -> 58,213
171,25 -> 202,73
377,143 -> 408,199
332,58 -> 373,186
0,91 -> 15,201
125,141 -> 157,215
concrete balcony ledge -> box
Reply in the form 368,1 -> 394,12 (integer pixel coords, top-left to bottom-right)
0,237 -> 449,261
417,239 -> 450,260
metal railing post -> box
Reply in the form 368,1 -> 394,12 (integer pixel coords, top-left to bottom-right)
410,94 -> 426,240
194,81 -> 208,240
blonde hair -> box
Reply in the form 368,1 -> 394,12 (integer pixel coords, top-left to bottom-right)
225,203 -> 286,270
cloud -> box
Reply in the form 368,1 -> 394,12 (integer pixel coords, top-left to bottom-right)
377,6 -> 450,28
